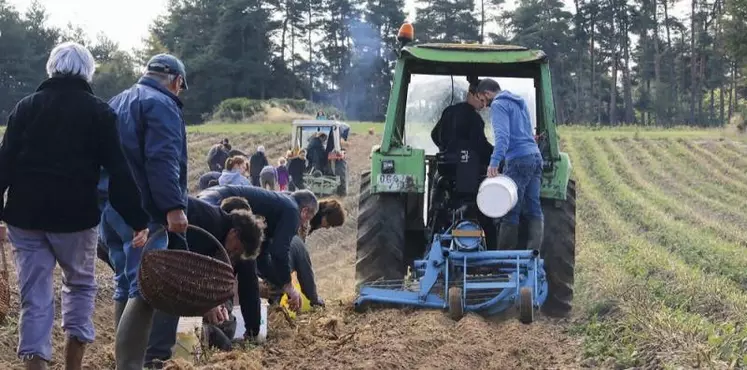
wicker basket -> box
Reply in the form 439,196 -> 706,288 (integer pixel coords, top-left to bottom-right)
0,224 -> 10,323
138,225 -> 235,317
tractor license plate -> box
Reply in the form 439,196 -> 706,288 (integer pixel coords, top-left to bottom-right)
377,174 -> 411,191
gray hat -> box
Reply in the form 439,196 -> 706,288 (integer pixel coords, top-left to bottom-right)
146,53 -> 188,90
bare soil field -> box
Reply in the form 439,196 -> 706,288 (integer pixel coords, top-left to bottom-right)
1,128 -> 747,369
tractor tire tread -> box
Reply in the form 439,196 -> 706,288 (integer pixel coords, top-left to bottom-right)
356,171 -> 407,288
540,179 -> 576,316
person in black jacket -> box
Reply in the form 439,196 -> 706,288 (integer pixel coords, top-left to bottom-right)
196,185 -> 318,339
287,149 -> 307,191
249,146 -> 269,186
306,133 -> 328,173
206,139 -> 231,172
238,197 -> 346,308
430,80 -> 494,171
0,41 -> 150,370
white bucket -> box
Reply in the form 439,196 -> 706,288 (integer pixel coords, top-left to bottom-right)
476,175 -> 518,218
233,299 -> 269,343
172,316 -> 204,361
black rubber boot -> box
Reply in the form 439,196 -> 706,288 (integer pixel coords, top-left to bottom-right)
114,300 -> 126,330
115,297 -> 155,370
496,222 -> 520,250
526,219 -> 544,251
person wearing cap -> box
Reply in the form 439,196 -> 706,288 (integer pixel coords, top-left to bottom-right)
103,53 -> 190,370
475,78 -> 543,252
249,145 -> 269,187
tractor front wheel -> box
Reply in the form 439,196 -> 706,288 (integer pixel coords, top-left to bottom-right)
355,171 -> 407,288
540,179 -> 576,317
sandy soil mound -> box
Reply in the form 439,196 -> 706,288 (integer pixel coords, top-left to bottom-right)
0,132 -> 582,369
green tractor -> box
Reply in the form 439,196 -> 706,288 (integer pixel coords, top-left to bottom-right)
355,24 -> 576,317
290,119 -> 350,197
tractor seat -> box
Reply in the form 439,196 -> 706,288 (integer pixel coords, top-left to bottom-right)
434,150 -> 481,195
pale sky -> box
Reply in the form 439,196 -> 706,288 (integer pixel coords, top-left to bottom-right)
7,0 -> 170,51
6,0 -> 686,52
4,0 -> 518,51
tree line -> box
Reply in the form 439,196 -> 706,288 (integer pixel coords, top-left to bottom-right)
1,0 -> 746,126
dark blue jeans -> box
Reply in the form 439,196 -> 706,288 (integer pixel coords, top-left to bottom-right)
99,204 -> 169,302
502,153 -> 543,225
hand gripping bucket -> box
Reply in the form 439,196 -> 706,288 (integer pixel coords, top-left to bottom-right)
0,224 -> 10,323
138,225 -> 236,317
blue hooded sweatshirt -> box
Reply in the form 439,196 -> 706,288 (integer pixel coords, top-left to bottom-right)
218,170 -> 251,186
488,90 -> 540,168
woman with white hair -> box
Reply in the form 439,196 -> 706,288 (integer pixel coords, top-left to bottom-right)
0,42 -> 150,370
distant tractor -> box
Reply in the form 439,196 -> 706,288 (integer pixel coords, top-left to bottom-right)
354,23 -> 576,322
290,119 -> 350,196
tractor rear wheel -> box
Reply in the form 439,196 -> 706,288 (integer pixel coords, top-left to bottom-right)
355,171 -> 407,288
540,179 -> 576,317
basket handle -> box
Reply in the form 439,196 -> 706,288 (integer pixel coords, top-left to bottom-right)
141,225 -> 231,265
185,224 -> 232,265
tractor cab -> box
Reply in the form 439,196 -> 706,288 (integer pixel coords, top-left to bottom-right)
289,120 -> 350,196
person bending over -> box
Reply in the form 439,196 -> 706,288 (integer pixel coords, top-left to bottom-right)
196,185 -> 317,340
98,196 -> 266,368
222,197 -> 346,307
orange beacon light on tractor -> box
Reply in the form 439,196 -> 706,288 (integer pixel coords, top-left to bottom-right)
398,23 -> 414,44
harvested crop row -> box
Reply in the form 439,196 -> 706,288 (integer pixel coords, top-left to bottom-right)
663,139 -> 747,195
693,141 -> 747,172
599,137 -> 747,245
641,139 -> 747,213
590,137 -> 747,287
617,138 -> 747,228
721,141 -> 747,161
564,136 -> 747,367
569,137 -> 747,317
576,137 -> 747,291
678,140 -> 747,184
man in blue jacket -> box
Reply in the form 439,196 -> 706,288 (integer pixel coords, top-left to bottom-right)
102,53 -> 190,370
475,79 -> 543,251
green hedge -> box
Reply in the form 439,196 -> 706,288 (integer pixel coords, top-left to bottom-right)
210,98 -> 343,122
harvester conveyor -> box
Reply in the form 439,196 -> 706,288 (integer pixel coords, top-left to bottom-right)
354,220 -> 549,323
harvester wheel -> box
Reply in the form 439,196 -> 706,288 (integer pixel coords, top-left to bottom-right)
518,287 -> 534,324
540,179 -> 576,317
355,171 -> 406,288
448,287 -> 464,321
